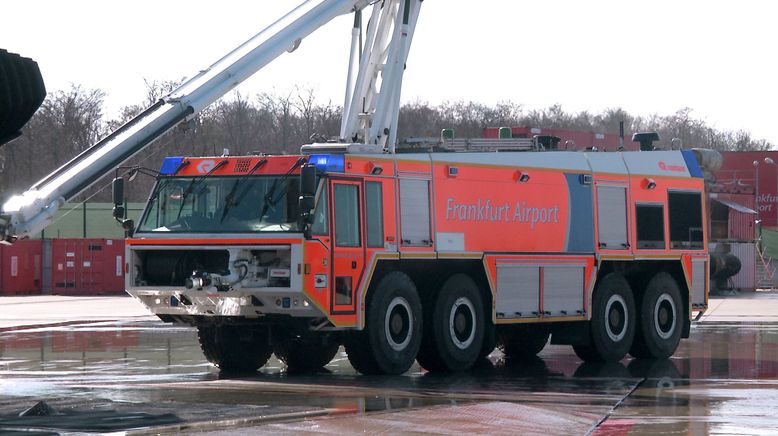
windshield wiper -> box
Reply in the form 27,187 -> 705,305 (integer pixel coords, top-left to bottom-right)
256,157 -> 306,225
219,159 -> 268,223
176,159 -> 229,219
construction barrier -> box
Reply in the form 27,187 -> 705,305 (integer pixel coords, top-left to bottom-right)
0,239 -> 43,295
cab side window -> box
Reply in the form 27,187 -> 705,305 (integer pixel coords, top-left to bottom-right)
365,181 -> 384,248
636,204 -> 665,249
668,191 -> 703,249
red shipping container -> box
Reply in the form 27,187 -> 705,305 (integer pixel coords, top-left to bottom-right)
0,239 -> 42,295
102,239 -> 126,293
51,238 -> 125,295
714,151 -> 778,228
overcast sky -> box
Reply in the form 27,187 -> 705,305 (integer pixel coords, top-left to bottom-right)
2,0 -> 777,143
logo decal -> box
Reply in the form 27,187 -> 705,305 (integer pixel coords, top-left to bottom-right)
196,160 -> 216,173
658,161 -> 686,173
445,198 -> 560,229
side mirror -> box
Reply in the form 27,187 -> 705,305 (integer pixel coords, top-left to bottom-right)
112,205 -> 125,220
112,177 -> 125,220
121,219 -> 135,237
298,192 -> 316,239
299,195 -> 315,223
300,164 -> 317,197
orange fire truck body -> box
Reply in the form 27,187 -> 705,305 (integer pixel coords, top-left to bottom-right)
127,149 -> 708,359
3,0 -> 710,375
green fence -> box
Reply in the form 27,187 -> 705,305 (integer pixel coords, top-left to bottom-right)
33,202 -> 145,239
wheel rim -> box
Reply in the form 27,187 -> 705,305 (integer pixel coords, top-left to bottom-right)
605,294 -> 628,342
654,293 -> 677,340
449,297 -> 476,350
385,297 -> 413,351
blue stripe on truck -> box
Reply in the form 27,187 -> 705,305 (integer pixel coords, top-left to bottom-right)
681,150 -> 703,178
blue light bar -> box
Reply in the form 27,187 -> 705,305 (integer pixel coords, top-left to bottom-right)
159,156 -> 185,175
308,154 -> 345,173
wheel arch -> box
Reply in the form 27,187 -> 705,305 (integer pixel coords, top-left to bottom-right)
362,258 -> 493,328
598,259 -> 691,339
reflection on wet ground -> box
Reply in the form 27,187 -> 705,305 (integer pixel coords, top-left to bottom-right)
1,321 -> 778,433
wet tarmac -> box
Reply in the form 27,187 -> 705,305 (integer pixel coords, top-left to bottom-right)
1,319 -> 778,434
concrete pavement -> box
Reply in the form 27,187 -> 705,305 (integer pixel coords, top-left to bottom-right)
0,295 -> 156,330
697,290 -> 778,324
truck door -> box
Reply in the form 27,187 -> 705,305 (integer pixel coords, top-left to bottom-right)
330,179 -> 364,314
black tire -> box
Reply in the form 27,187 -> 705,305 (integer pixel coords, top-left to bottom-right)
417,274 -> 485,372
580,272 -> 636,362
630,273 -> 683,359
345,271 -> 422,375
274,335 -> 340,371
499,326 -> 550,360
197,324 -> 273,373
416,287 -> 447,372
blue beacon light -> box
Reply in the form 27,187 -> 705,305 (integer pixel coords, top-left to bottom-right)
308,154 -> 345,173
159,156 -> 185,175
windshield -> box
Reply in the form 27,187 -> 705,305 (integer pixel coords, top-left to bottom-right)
137,176 -> 301,233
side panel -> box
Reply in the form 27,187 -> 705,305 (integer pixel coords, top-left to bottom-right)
596,185 -> 629,250
691,256 -> 709,309
564,173 -> 595,252
303,239 -> 331,318
432,161 -> 571,253
399,178 -> 432,246
543,265 -> 585,317
495,265 -> 539,319
485,254 -> 595,324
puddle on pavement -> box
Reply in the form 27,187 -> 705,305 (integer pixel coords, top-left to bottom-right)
1,321 -> 777,433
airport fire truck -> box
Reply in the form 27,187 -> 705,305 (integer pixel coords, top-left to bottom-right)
0,0 -> 711,375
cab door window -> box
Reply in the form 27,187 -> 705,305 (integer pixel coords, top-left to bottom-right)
334,184 -> 360,247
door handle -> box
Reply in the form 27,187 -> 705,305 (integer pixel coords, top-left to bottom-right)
351,261 -> 357,269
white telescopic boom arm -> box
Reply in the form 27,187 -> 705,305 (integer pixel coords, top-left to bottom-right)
339,0 -> 421,149
0,0 -> 374,241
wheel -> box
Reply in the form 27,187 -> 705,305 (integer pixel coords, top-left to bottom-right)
197,324 -> 273,373
274,334 -> 340,371
630,272 -> 683,359
416,274 -> 485,372
580,272 -> 636,362
499,326 -> 550,359
345,271 -> 422,375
